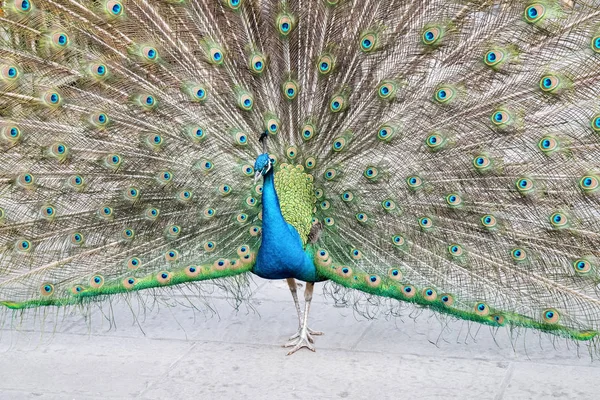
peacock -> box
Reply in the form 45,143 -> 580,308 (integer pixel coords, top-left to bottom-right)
1,0 -> 600,357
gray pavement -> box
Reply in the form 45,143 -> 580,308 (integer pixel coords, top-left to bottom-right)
0,278 -> 598,399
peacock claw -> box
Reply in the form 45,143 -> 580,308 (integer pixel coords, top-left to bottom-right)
287,326 -> 323,342
285,328 -> 317,355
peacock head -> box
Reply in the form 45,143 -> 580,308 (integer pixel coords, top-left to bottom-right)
254,153 -> 273,183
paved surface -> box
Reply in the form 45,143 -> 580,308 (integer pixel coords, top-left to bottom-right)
0,278 -> 598,399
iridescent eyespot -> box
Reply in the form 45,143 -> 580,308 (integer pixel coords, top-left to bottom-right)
104,154 -> 123,171
388,268 -> 402,281
539,75 -> 560,93
448,244 -> 463,257
71,285 -> 84,295
320,200 -> 331,210
249,226 -> 261,236
219,184 -> 232,195
16,239 -> 32,252
277,13 -> 295,35
377,124 -> 396,142
359,33 -> 377,52
52,32 -> 69,47
106,1 -> 123,16
324,168 -> 337,181
338,266 -> 353,278
592,36 -> 600,53
474,302 -> 489,316
377,81 -> 398,100
234,131 -> 248,146
43,91 -> 61,106
90,112 -> 109,128
145,207 -> 159,220
142,95 -> 155,107
317,53 -> 335,75
99,206 -> 113,218
406,175 -> 422,189
341,191 -> 354,202
419,216 -> 433,230
208,45 -> 224,64
363,166 -> 379,180
90,275 -> 104,289
166,225 -> 181,238
484,49 -> 505,67
481,214 -> 497,229
17,172 -> 35,188
350,248 -> 362,260
125,187 -> 140,201
323,217 -> 334,226
524,3 -> 545,24
473,154 -> 492,171
204,241 -> 216,252
90,63 -> 108,78
422,288 -> 437,301
511,248 -> 527,262
492,314 -> 506,325
491,109 -> 513,127
177,189 -> 193,202
549,212 -> 568,228
440,294 -> 454,306
236,213 -> 248,223
266,116 -> 280,135
16,0 -> 32,13
165,249 -> 179,262
573,258 -> 593,274
305,157 -> 316,169
381,199 -> 395,211
41,205 -> 56,220
203,207 -> 216,218
426,133 -> 446,151
579,175 -> 599,193
41,283 -> 54,296
446,193 -> 462,207
329,95 -> 347,113
123,277 -> 137,289
238,92 -> 254,110
538,136 -> 559,153
366,275 -> 381,287
157,271 -> 172,284
592,114 -> 600,132
127,257 -> 141,269
282,80 -> 299,100
2,125 -> 22,143
434,87 -> 455,104
542,308 -> 559,324
286,146 -> 297,159
1,65 -> 20,81
239,164 -> 253,177
355,213 -> 368,223
422,26 -> 442,45
515,177 -> 534,194
392,235 -> 405,247
331,137 -> 346,152
402,285 -> 417,299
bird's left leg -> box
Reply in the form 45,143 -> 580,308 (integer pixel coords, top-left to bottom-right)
285,282 -> 323,355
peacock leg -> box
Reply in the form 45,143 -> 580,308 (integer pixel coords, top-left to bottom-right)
285,282 -> 323,355
285,278 -> 303,334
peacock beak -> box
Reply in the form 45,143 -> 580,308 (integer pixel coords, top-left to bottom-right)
254,170 -> 262,184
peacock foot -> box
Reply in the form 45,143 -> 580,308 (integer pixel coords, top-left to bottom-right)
284,327 -> 320,355
287,326 -> 323,342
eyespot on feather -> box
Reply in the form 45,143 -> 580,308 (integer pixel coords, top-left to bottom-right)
422,288 -> 437,302
474,302 -> 490,316
90,275 -> 104,289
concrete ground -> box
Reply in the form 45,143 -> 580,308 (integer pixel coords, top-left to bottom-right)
0,277 -> 598,400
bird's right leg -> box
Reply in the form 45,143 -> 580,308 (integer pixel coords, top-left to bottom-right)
284,279 -> 323,346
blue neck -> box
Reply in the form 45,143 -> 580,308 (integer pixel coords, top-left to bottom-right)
252,169 -> 319,282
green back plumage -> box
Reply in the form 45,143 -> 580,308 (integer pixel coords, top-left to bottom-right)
1,0 -> 600,353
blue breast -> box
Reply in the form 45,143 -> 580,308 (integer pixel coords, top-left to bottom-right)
252,171 -> 321,282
